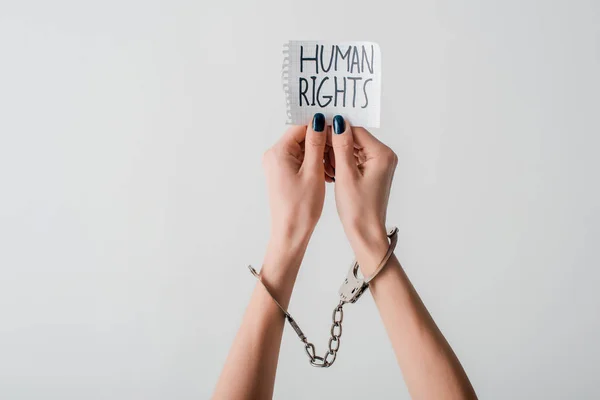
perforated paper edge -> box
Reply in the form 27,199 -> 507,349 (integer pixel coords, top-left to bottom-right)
282,42 -> 292,124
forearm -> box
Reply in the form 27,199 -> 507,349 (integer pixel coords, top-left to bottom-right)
212,236 -> 308,400
355,235 -> 476,400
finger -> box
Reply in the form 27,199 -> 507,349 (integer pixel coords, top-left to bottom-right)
354,147 -> 369,166
331,115 -> 357,176
353,127 -> 396,172
302,113 -> 327,172
324,145 -> 335,178
278,125 -> 306,161
352,127 -> 385,151
282,125 -> 307,145
326,131 -> 360,150
328,136 -> 336,170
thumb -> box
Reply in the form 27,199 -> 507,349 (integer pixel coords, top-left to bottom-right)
302,113 -> 328,172
331,115 -> 357,177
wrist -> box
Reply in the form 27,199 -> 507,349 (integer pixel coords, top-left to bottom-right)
347,223 -> 391,277
270,220 -> 314,251
261,230 -> 310,281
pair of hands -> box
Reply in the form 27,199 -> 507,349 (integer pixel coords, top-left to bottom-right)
216,116 -> 477,400
262,115 -> 398,275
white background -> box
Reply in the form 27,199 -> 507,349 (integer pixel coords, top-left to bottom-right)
1,1 -> 599,399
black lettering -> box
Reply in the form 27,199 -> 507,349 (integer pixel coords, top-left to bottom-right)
347,77 -> 361,107
334,76 -> 346,107
310,76 -> 317,106
317,77 -> 332,107
300,45 -> 319,73
334,45 -> 351,72
361,45 -> 374,74
299,77 -> 309,106
350,46 -> 360,73
361,78 -> 373,108
320,45 -> 335,73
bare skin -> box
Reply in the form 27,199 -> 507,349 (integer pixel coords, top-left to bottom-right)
212,118 -> 477,400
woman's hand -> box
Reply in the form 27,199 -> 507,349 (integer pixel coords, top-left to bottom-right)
263,118 -> 328,248
328,116 -> 398,275
216,118 -> 477,400
327,117 -> 477,399
213,117 -> 329,400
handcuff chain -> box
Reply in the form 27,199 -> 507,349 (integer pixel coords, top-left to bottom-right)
247,266 -> 344,368
300,301 -> 344,368
247,226 -> 398,368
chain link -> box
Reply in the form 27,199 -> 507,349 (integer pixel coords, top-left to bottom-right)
295,301 -> 344,368
248,226 -> 398,369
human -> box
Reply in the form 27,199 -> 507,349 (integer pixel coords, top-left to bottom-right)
212,114 -> 477,399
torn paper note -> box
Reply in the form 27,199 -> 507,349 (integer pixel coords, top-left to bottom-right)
282,41 -> 381,128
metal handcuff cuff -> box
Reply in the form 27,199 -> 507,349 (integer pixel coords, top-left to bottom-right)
248,226 -> 399,368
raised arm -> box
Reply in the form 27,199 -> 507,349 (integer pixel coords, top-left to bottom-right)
213,120 -> 328,400
329,117 -> 477,399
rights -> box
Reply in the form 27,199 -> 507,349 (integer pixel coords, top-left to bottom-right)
298,76 -> 373,109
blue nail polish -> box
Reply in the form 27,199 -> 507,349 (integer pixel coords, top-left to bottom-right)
312,113 -> 325,132
333,115 -> 345,134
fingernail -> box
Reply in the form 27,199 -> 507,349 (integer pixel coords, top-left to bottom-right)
312,113 -> 325,132
333,115 -> 345,134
